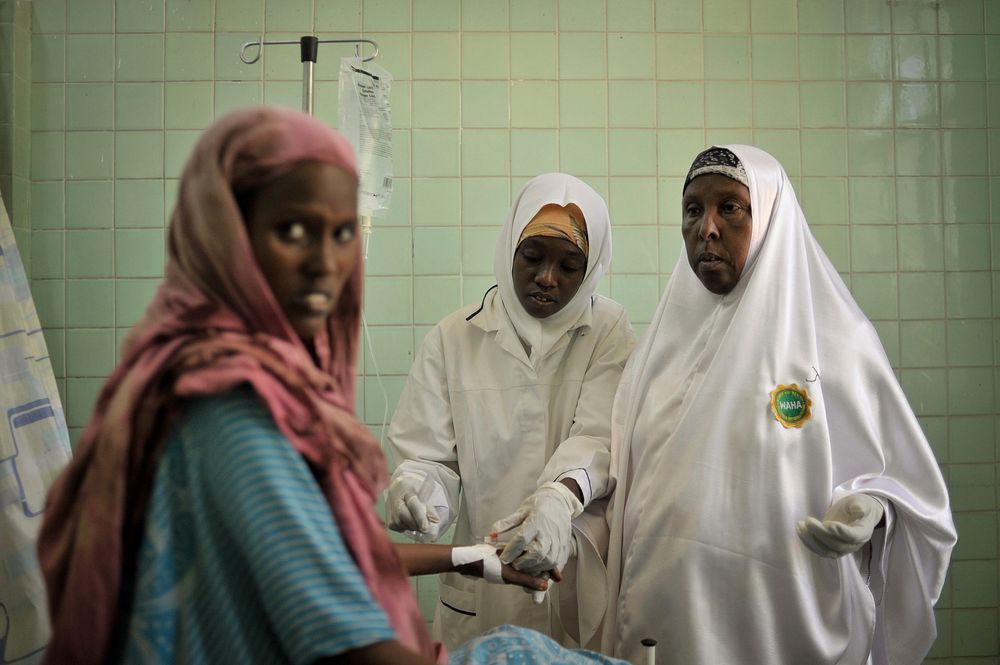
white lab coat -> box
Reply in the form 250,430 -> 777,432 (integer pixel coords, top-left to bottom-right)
388,288 -> 634,649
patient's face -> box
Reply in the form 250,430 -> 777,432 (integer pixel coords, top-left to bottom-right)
681,174 -> 752,295
243,162 -> 359,342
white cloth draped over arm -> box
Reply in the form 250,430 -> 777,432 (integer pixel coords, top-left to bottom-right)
541,303 -> 635,648
822,324 -> 956,665
539,305 -> 635,506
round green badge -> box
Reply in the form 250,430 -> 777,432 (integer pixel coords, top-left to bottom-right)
769,383 -> 812,429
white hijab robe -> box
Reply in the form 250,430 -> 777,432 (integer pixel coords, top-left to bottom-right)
388,173 -> 635,649
602,145 -> 956,665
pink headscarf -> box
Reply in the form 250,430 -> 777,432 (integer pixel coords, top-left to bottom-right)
37,107 -> 443,664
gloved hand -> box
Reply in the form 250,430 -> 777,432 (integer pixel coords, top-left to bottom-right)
385,471 -> 451,542
490,481 -> 583,576
797,493 -> 885,558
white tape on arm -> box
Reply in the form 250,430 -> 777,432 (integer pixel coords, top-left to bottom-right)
451,543 -> 504,584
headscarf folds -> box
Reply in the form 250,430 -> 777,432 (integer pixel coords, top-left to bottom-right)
683,145 -> 749,191
37,107 -> 442,664
493,173 -> 611,362
517,203 -> 590,258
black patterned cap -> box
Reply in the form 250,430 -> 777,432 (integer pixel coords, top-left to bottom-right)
683,146 -> 749,192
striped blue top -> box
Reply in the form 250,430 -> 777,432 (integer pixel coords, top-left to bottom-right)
121,388 -> 395,664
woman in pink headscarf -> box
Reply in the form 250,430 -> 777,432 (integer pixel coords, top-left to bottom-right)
35,107 -> 550,665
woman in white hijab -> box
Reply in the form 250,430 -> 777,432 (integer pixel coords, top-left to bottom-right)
385,173 -> 636,649
603,146 -> 956,665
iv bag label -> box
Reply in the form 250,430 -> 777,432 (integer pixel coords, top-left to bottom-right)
338,57 -> 394,216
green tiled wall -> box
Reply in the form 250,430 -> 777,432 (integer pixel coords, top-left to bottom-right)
24,0 -> 1000,658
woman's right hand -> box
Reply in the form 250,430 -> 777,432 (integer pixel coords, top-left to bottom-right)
501,560 -> 556,591
385,472 -> 451,541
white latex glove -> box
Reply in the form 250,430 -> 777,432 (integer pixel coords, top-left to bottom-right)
385,471 -> 451,542
490,481 -> 583,576
797,493 -> 885,558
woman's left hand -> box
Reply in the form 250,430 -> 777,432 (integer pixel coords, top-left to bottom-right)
796,493 -> 886,558
490,481 -> 582,575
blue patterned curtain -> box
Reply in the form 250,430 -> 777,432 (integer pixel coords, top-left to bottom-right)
0,194 -> 71,665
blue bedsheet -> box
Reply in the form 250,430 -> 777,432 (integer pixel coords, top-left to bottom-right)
450,625 -> 630,665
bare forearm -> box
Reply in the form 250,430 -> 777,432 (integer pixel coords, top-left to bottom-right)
559,477 -> 584,503
395,543 -> 459,576
394,543 -> 551,590
394,543 -> 492,580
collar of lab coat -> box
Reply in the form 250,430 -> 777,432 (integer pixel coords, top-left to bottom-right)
468,287 -> 595,367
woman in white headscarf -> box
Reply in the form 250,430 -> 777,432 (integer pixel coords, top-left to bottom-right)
385,173 -> 636,649
602,145 -> 956,665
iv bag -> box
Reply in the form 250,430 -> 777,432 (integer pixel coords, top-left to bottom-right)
338,57 -> 394,216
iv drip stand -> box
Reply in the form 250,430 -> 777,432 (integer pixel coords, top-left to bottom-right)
239,36 -> 379,116
238,35 -> 383,257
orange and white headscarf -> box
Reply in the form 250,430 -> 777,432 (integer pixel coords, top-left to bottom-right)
517,203 -> 590,258
494,173 -> 612,363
